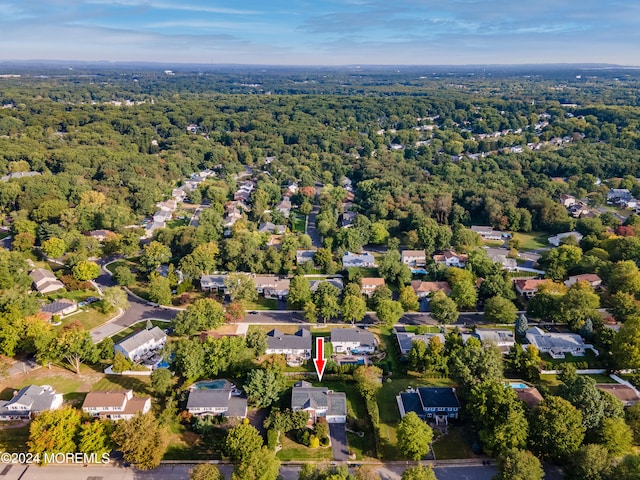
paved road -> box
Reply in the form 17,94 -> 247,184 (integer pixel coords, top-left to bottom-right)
329,423 -> 349,461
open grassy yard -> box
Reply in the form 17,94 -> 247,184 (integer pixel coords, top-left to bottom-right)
513,231 -> 549,251
276,433 -> 333,461
244,297 -> 279,310
291,214 -> 306,233
432,427 -> 475,460
110,319 -> 170,344
58,307 -> 113,331
0,424 -> 30,453
90,375 -> 151,395
541,349 -> 601,367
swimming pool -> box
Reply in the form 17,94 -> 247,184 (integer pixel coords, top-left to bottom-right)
340,358 -> 365,366
509,382 -> 529,389
191,379 -> 233,390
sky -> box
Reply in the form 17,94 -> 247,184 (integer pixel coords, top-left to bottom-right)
1,0 -> 639,66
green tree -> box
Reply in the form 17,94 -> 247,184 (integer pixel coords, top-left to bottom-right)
49,322 -> 98,374
314,282 -> 341,322
178,241 -> 219,279
151,368 -> 173,397
190,463 -> 224,480
303,300 -> 318,323
287,275 -> 312,309
564,444 -> 611,480
397,412 -> 433,460
625,400 -> 640,443
139,240 -> 171,274
225,423 -> 264,462
224,273 -> 258,303
375,299 -> 404,327
41,237 -> 66,258
398,285 -> 420,311
148,271 -> 172,305
599,417 -> 633,457
429,290 -> 459,324
484,296 -> 517,324
244,368 -> 285,408
230,446 -> 280,480
451,280 -> 477,311
111,412 -> 168,470
401,465 -> 437,480
174,298 -> 225,335
495,449 -> 544,480
515,314 -> 528,337
12,232 -> 35,252
342,294 -> 366,324
113,265 -> 136,286
28,406 -> 81,459
558,281 -> 601,330
559,374 -> 604,431
78,420 -> 113,457
246,329 -> 268,356
614,317 -> 640,369
72,260 -> 100,281
101,286 -> 129,312
378,250 -> 412,287
112,351 -> 133,373
529,396 -> 585,463
612,454 -> 640,478
609,291 -> 640,323
353,365 -> 382,399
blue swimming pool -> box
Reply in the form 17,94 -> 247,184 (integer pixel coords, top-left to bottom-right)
191,379 -> 233,390
509,382 -> 529,389
411,269 -> 428,274
341,359 -> 365,366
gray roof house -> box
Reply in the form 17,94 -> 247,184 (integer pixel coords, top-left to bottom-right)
291,381 -> 347,424
266,328 -> 312,356
258,222 -> 287,234
39,299 -> 78,319
186,385 -> 247,418
200,274 -> 228,291
395,330 -> 446,356
296,249 -> 317,265
114,327 -> 167,362
30,268 -> 65,294
330,328 -> 376,354
397,387 -> 460,424
342,251 -> 375,268
0,384 -> 63,420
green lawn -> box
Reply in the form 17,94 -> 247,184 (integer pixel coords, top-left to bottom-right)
244,297 -> 279,310
513,231 -> 549,251
110,320 -> 169,344
432,427 -> 474,459
58,307 -> 113,331
291,214 -> 306,234
0,376 -> 84,400
167,218 -> 190,229
105,259 -> 138,274
541,349 -> 600,367
370,326 -> 402,377
0,425 -> 29,453
91,375 -> 151,395
276,433 -> 333,461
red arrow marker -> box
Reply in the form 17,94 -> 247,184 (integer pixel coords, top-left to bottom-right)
313,337 -> 327,382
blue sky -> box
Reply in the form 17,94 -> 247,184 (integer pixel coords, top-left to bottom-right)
1,0 -> 638,65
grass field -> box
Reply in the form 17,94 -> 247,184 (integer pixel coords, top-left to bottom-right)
291,214 -> 306,234
110,319 -> 170,344
432,427 -> 474,459
0,425 -> 29,453
91,375 -> 151,395
59,307 -> 113,331
513,231 -> 549,251
276,433 -> 333,461
244,297 -> 279,310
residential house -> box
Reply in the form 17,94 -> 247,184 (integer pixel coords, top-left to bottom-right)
85,230 -> 114,242
296,249 -> 317,265
0,171 -> 41,182
474,329 -> 515,353
596,384 -> 640,407
258,222 -> 286,234
411,280 -> 452,299
401,250 -> 426,268
310,278 -> 344,293
39,299 -> 78,321
433,250 -> 468,268
548,231 -> 583,247
525,327 -> 597,359
564,274 -> 602,289
395,330 -> 445,356
512,385 -> 544,409
114,327 -> 167,362
186,384 -> 247,418
513,278 -> 548,298
341,211 -> 358,228
276,198 -> 292,218
489,254 -> 517,271
342,251 -> 375,268
265,328 -> 312,357
82,390 -> 151,420
254,275 -> 290,299
172,188 -> 187,203
291,381 -> 347,424
361,277 -> 385,297
330,328 -> 376,354
153,210 -> 173,224
30,268 -> 64,294
397,387 -> 460,424
471,225 -> 503,241
200,274 -> 227,292
608,188 -> 637,208
156,199 -> 177,213
559,194 -> 577,207
0,385 -> 63,420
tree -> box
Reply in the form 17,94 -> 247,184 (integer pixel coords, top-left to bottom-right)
378,250 -> 412,287
246,329 -> 268,356
372,284 -> 393,308
225,301 -> 245,324
225,423 -> 264,462
342,294 -> 366,324
78,420 -> 113,457
111,412 -> 168,470
151,368 -> 173,397
178,241 -> 219,279
398,285 -> 420,311
28,406 -> 81,458
353,365 -> 382,399
612,454 -> 640,478
599,417 -> 633,457
451,280 -> 477,311
113,265 -> 136,286
375,299 -> 404,327
558,281 -> 601,330
314,282 -> 341,322
401,465 -> 437,480
148,271 -> 172,305
397,412 -> 433,460
564,444 -> 611,480
190,464 -> 224,480
12,232 -> 35,252
288,275 -> 312,309
101,286 -> 129,312
448,339 -> 504,390
231,446 -> 280,480
626,400 -> 640,444
559,374 -> 604,431
529,396 -> 585,463
224,273 -> 258,303
609,291 -> 640,323
303,300 -> 318,323
495,449 -> 544,480
112,351 -> 133,373
429,291 -> 459,324
49,322 -> 98,374
139,241 -> 171,273
41,237 -> 66,258
484,296 -> 517,324
72,260 -> 100,281
515,314 -> 528,337
174,298 -> 225,335
244,368 -> 285,408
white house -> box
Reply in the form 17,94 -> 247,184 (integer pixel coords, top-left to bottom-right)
296,249 -> 317,265
200,274 -> 228,292
471,226 -> 503,241
361,277 -> 385,297
433,250 -> 468,268
82,390 -> 151,420
30,268 -> 65,294
39,299 -> 78,320
291,381 -> 346,424
395,330 -> 446,356
254,276 -> 290,299
114,327 -> 167,362
474,329 -> 516,353
265,328 -> 312,357
564,274 -> 602,289
0,385 -> 63,420
401,250 -> 426,268
330,328 -> 376,354
342,251 -> 375,268
525,327 -> 597,359
548,231 -> 583,247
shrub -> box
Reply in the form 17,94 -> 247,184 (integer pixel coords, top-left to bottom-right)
267,428 -> 278,450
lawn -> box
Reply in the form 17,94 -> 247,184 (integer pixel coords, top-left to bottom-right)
541,349 -> 601,367
58,307 -> 113,331
369,326 -> 402,377
513,231 -> 549,251
538,374 -> 562,393
91,375 -> 151,395
276,433 -> 333,461
105,259 -> 138,274
291,214 -> 306,234
244,297 -> 279,310
0,425 -> 29,453
0,375 -> 84,400
432,427 -> 474,459
110,319 -> 170,344
167,218 -> 190,229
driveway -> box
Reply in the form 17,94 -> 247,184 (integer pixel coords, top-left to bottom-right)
329,423 -> 349,461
